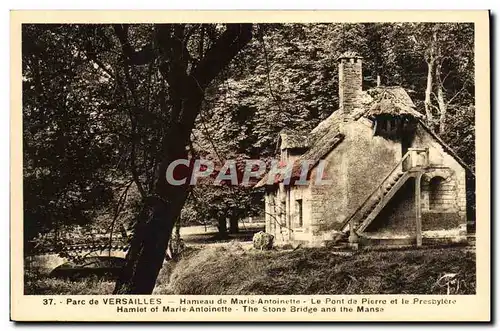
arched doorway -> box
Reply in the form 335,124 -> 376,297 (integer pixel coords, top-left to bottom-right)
428,176 -> 446,211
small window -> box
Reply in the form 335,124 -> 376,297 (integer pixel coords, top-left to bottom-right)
374,116 -> 406,138
296,199 -> 303,228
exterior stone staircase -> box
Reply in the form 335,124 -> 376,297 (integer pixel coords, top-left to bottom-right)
356,171 -> 411,233
341,148 -> 429,238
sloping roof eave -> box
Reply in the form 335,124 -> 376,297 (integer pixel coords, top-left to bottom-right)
254,133 -> 345,188
418,119 -> 475,176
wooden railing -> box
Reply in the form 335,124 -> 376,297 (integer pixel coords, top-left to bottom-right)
403,148 -> 429,171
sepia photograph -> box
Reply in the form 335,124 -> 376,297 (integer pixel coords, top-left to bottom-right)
10,10 -> 490,322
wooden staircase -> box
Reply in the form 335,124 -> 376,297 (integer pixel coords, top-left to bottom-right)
341,148 -> 429,237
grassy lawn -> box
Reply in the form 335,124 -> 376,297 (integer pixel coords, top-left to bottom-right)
155,245 -> 476,295
25,267 -> 115,295
181,222 -> 265,245
26,241 -> 475,295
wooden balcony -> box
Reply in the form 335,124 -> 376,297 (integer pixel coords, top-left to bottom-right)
403,148 -> 429,171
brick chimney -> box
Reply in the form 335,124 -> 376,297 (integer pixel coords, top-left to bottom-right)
338,51 -> 363,119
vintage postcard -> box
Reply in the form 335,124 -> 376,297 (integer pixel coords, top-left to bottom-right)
10,10 -> 490,322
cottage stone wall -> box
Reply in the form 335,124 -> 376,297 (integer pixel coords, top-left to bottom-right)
412,123 -> 467,238
308,138 -> 349,238
343,120 -> 402,214
305,118 -> 401,244
265,145 -> 316,244
265,185 -> 314,244
264,192 -> 273,237
287,186 -> 313,243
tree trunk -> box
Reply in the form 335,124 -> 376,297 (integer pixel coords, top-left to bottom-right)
229,216 -> 239,234
217,218 -> 228,236
174,217 -> 181,238
114,128 -> 191,294
424,30 -> 438,127
424,58 -> 435,125
436,62 -> 447,134
112,23 -> 253,294
113,193 -> 187,294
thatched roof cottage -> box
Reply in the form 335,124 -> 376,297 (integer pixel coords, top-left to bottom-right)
256,52 -> 474,247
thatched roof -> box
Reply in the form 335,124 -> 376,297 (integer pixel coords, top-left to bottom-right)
366,86 -> 424,119
275,109 -> 345,152
278,130 -> 310,150
255,111 -> 344,188
337,51 -> 363,60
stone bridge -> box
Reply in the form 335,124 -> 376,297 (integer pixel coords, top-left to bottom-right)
26,244 -> 129,274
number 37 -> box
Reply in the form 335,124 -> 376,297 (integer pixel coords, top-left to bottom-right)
42,298 -> 54,305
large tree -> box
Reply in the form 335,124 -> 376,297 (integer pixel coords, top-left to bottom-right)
23,23 -> 253,293
108,24 -> 253,294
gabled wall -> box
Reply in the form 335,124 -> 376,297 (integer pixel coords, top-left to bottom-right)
362,122 -> 468,242
411,123 -> 467,238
